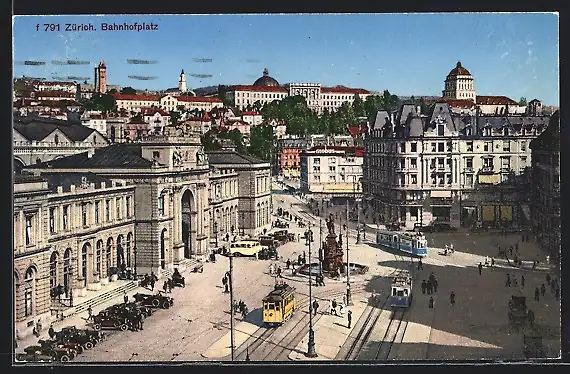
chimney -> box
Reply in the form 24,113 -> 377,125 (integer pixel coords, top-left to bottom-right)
87,149 -> 94,158
57,186 -> 63,194
70,184 -> 76,192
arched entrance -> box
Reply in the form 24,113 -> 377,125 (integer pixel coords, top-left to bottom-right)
14,158 -> 25,174
50,251 -> 59,290
181,190 -> 196,259
24,267 -> 37,317
63,248 -> 72,296
117,235 -> 125,267
95,240 -> 103,278
106,238 -> 113,277
126,233 -> 133,267
160,229 -> 167,270
81,243 -> 90,287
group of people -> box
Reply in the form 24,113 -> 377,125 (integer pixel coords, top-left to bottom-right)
234,300 -> 249,319
161,268 -> 185,293
421,272 -> 439,295
532,274 -> 560,302
310,297 -> 353,328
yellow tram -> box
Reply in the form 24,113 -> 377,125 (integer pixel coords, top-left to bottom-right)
262,282 -> 296,326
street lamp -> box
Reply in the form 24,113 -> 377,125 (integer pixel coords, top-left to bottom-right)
345,201 -> 353,306
305,225 -> 317,358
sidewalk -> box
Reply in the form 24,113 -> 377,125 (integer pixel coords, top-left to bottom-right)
288,293 -> 369,361
201,320 -> 260,359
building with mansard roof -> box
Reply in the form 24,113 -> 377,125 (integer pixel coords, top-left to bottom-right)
363,103 -> 550,229
530,111 -> 560,264
13,116 -> 109,173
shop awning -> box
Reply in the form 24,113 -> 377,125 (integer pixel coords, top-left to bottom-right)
430,190 -> 452,198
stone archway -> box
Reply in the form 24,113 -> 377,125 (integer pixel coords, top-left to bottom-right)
63,248 -> 72,296
81,242 -> 91,287
181,189 -> 196,259
13,158 -> 25,175
117,235 -> 125,268
160,229 -> 167,270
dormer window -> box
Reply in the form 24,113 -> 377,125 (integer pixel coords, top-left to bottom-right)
503,127 -> 509,136
484,127 -> 491,136
54,134 -> 59,144
437,124 -> 445,136
465,127 -> 472,136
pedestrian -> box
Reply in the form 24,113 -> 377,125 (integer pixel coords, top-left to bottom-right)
546,274 -> 551,286
555,286 -> 560,301
418,258 -> 423,270
506,274 -> 511,288
286,259 -> 291,269
163,281 -> 168,293
478,262 -> 483,275
222,276 -> 229,293
138,311 -> 144,331
426,280 -> 433,294
509,246 -> 513,256
298,255 -> 302,266
277,267 -> 282,277
521,275 -> 525,287
242,304 -> 248,319
48,324 -> 55,339
33,326 -> 39,337
330,299 -> 338,316
124,291 -> 129,304
450,291 -> 456,306
347,310 -> 352,329
428,297 -> 434,309
528,309 -> 535,328
534,287 -> 540,301
433,278 -> 438,293
339,303 -> 345,316
421,280 -> 427,294
303,251 -> 306,264
87,305 -> 93,320
168,279 -> 174,293
533,260 -> 537,269
515,242 -> 519,254
150,276 -> 156,291
312,300 -> 319,316
491,257 -> 495,267
445,244 -> 449,253
343,295 -> 347,306
541,284 -> 546,297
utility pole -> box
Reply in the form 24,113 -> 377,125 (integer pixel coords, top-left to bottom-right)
306,225 -> 317,357
346,200 -> 352,306
229,254 -> 235,361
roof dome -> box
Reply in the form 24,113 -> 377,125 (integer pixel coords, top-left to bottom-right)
253,68 -> 279,87
447,61 -> 471,77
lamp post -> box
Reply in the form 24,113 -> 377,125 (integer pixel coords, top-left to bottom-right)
318,218 -> 323,276
305,225 -> 317,357
228,253 -> 235,361
345,201 -> 353,306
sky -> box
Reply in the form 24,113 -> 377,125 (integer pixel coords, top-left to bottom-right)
13,13 -> 559,105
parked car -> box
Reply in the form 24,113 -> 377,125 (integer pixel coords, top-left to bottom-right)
15,351 -> 54,363
104,302 -> 153,318
421,222 -> 458,233
133,292 -> 174,309
39,338 -> 83,355
23,344 -> 74,362
91,312 -> 129,331
59,326 -> 105,347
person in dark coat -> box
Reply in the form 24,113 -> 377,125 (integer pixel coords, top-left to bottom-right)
432,278 -> 438,293
48,324 -> 56,339
222,276 -> 229,293
421,280 -> 427,294
150,276 -> 156,291
506,274 -> 511,287
541,283 -> 546,296
528,309 -> 535,327
163,281 -> 168,293
418,258 -> 423,270
534,287 -> 540,301
312,300 -> 319,316
478,262 -> 483,275
521,275 -> 525,287
426,280 -> 433,294
546,274 -> 551,286
124,292 -> 129,304
347,310 -> 352,329
428,297 -> 434,309
450,291 -> 456,306
286,259 -> 291,269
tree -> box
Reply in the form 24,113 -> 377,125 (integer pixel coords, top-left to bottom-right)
108,88 -> 118,94
80,93 -> 117,114
352,94 -> 366,118
120,87 -> 137,95
201,129 -> 222,151
364,95 -> 384,119
170,111 -> 181,124
248,125 -> 275,162
519,97 -> 528,106
219,128 -> 246,153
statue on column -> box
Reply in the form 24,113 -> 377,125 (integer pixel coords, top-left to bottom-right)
326,213 -> 335,235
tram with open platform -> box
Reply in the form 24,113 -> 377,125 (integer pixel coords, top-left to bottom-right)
390,270 -> 413,308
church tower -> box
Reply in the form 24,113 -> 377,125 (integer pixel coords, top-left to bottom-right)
178,69 -> 187,93
97,60 -> 107,94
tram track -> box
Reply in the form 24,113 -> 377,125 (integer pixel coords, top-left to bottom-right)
339,252 -> 411,361
233,285 -> 367,361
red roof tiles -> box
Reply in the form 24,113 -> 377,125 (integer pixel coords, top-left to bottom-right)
242,111 -> 262,116
142,107 -> 170,116
476,96 -> 519,105
321,86 -> 370,94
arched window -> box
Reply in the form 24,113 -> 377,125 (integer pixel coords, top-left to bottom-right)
24,267 -> 35,317
96,240 -> 103,276
63,248 -> 72,294
36,157 -> 42,164
50,252 -> 59,289
81,243 -> 89,287
106,238 -> 113,277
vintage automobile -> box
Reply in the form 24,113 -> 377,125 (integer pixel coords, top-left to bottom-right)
274,220 -> 290,229
104,302 -> 153,319
133,292 -> 174,309
23,344 -> 74,362
39,338 -> 83,355
92,312 -> 129,331
59,326 -> 105,347
15,351 -> 54,363
508,295 -> 528,325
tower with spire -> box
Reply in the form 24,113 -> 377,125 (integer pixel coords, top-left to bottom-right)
97,60 -> 107,94
178,69 -> 187,93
